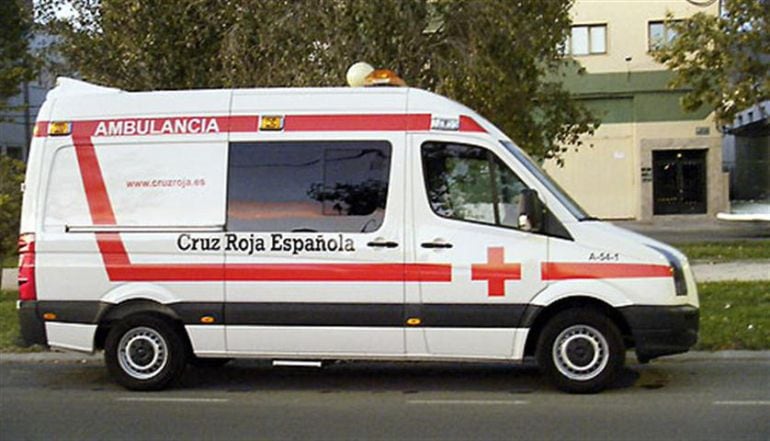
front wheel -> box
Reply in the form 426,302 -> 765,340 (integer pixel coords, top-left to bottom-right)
536,308 -> 624,393
104,315 -> 187,390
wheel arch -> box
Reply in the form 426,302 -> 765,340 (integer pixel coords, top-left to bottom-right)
94,299 -> 187,351
522,296 -> 633,358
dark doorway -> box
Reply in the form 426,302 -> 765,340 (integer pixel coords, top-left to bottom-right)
653,149 -> 707,215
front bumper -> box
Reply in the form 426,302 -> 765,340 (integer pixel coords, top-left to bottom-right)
17,301 -> 48,347
620,305 -> 699,363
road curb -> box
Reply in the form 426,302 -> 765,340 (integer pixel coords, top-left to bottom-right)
650,350 -> 770,362
1,350 -> 768,364
0,351 -> 102,363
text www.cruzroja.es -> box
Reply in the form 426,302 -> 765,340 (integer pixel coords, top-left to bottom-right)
125,178 -> 206,189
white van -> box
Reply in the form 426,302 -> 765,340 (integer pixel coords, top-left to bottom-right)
17,75 -> 698,393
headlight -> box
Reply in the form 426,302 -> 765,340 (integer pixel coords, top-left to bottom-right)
648,245 -> 687,296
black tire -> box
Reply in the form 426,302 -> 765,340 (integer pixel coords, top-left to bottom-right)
188,356 -> 232,368
104,315 -> 187,391
536,308 -> 625,394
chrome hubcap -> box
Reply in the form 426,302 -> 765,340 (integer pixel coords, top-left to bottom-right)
552,325 -> 609,381
118,326 -> 168,380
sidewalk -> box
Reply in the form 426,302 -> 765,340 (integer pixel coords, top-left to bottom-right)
691,260 -> 770,282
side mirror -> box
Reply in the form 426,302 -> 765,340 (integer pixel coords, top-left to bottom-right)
517,189 -> 544,232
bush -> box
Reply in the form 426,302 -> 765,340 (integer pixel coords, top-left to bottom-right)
0,155 -> 25,265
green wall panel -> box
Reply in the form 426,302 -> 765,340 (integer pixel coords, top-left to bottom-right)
564,70 -> 713,123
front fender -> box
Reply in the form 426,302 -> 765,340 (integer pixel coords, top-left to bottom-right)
529,279 -> 635,309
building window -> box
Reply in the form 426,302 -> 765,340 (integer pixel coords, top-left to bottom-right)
227,141 -> 391,233
649,21 -> 679,51
564,24 -> 607,56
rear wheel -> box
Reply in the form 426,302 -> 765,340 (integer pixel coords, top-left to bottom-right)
536,308 -> 624,393
105,315 -> 187,390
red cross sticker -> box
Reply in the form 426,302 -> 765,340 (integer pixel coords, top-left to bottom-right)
471,247 -> 522,297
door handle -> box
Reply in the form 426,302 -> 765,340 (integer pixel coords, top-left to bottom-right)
421,241 -> 453,249
367,240 -> 399,248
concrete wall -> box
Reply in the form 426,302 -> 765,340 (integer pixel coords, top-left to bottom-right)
545,118 -> 726,220
545,123 -> 637,219
1,268 -> 18,291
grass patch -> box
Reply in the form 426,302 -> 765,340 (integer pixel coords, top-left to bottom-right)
696,281 -> 770,350
1,283 -> 768,352
2,255 -> 17,268
0,290 -> 21,351
0,290 -> 41,352
676,240 -> 770,262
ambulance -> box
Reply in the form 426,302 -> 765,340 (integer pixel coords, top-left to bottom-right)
17,67 -> 699,393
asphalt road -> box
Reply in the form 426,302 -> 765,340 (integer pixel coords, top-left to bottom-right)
1,355 -> 768,440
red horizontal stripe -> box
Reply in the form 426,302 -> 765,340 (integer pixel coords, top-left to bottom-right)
471,266 -> 522,281
542,262 -> 672,280
38,113 -> 487,138
283,114 -> 432,132
110,263 -> 451,283
95,233 -> 451,282
226,263 -> 451,282
72,117 -> 229,138
228,115 -> 259,132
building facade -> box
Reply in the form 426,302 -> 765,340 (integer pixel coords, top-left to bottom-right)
544,0 -> 728,220
0,29 -> 57,163
0,79 -> 49,162
723,101 -> 770,207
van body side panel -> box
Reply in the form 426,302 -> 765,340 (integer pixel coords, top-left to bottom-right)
44,322 -> 97,352
407,133 -> 549,359
222,133 -> 408,355
21,83 -> 698,368
221,89 -> 413,356
34,91 -> 231,352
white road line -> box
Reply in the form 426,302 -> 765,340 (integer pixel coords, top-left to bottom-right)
713,400 -> 770,406
115,397 -> 229,403
407,399 -> 528,405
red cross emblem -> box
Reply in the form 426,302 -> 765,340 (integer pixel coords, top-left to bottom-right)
471,247 -> 521,297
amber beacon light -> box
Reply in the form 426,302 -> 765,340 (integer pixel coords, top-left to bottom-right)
346,62 -> 407,87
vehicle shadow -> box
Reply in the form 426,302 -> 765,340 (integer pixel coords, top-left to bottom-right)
179,359 -> 644,394
18,357 -> 653,394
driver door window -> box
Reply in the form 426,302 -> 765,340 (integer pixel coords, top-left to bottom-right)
421,142 -> 527,229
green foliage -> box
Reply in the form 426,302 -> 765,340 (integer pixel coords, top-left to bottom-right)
652,0 -> 770,127
0,0 -> 38,109
0,290 -> 21,351
0,290 -> 41,351
37,0 -> 599,161
677,240 -> 770,262
696,281 -> 770,351
0,156 -> 25,262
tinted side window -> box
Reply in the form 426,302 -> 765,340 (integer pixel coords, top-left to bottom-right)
228,141 -> 391,233
422,142 -> 527,228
